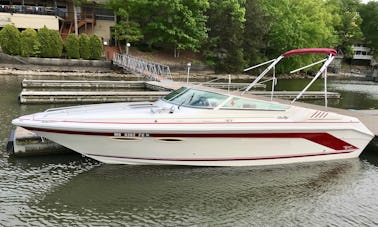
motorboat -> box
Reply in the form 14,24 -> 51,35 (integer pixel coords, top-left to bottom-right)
12,48 -> 374,166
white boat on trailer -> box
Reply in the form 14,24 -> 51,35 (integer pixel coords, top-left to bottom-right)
12,48 -> 374,166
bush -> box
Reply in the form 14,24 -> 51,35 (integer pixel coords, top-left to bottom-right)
20,28 -> 40,57
50,29 -> 63,58
79,34 -> 90,60
0,24 -> 21,55
89,34 -> 103,60
38,26 -> 63,58
64,34 -> 80,59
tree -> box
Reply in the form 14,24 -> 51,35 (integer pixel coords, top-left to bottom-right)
111,8 -> 143,51
38,26 -> 63,58
140,0 -> 209,57
79,33 -> 90,59
50,29 -> 63,58
0,24 -> 21,55
20,28 -> 40,57
243,0 -> 270,67
259,0 -> 338,72
359,1 -> 378,58
65,34 -> 80,59
326,0 -> 363,57
89,34 -> 103,60
204,0 -> 245,73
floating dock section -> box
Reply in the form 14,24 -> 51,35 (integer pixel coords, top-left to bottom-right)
7,127 -> 73,156
19,90 -> 170,104
22,79 -> 146,89
19,80 -> 339,104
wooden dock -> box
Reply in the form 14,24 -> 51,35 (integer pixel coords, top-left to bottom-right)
22,79 -> 146,89
249,91 -> 340,99
19,80 -> 271,104
7,127 -> 73,156
194,82 -> 266,90
19,90 -> 169,104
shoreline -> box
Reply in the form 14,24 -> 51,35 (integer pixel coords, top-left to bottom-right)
0,62 -> 373,82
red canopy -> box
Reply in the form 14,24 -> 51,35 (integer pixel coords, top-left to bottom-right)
282,48 -> 337,57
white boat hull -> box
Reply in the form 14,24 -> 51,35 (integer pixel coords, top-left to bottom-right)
28,127 -> 372,166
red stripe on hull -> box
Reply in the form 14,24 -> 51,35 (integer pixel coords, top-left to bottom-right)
151,133 -> 357,151
87,150 -> 353,162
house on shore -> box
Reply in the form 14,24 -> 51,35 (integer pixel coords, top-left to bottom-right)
0,0 -> 117,58
351,44 -> 374,66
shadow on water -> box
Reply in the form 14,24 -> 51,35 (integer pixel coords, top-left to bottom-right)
361,137 -> 378,166
18,159 -> 377,226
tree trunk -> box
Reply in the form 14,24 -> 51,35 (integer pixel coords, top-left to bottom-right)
173,46 -> 180,58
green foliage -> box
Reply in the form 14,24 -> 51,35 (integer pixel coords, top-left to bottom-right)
133,0 -> 209,57
38,26 -> 63,58
65,34 -> 80,59
73,0 -> 88,6
259,0 -> 338,72
20,28 -> 40,57
50,30 -> 63,58
79,33 -> 91,59
112,8 -> 143,45
327,0 -> 363,57
89,34 -> 103,60
0,24 -> 21,55
243,0 -> 269,67
204,0 -> 245,73
359,1 -> 378,58
106,0 -> 371,73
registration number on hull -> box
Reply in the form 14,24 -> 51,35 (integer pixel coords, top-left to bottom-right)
113,132 -> 150,137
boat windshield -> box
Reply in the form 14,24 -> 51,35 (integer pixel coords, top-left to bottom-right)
163,87 -> 229,108
220,97 -> 289,111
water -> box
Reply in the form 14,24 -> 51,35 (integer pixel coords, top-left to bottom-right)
1,75 -> 378,226
270,78 -> 378,109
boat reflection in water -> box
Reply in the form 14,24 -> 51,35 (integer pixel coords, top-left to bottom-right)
27,159 -> 372,226
11,48 -> 374,166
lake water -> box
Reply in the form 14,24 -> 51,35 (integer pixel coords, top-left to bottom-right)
1,75 -> 377,226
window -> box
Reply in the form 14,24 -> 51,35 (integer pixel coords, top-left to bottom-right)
163,87 -> 228,108
221,97 -> 288,111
